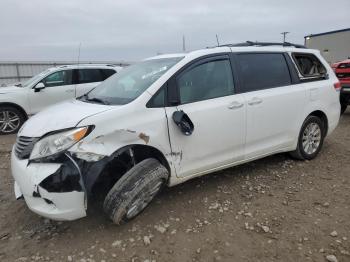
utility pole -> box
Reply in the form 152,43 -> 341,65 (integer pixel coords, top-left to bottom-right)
182,35 -> 186,52
281,32 -> 290,43
216,34 -> 220,46
77,42 -> 82,65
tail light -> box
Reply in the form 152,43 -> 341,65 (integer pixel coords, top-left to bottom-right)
334,81 -> 341,91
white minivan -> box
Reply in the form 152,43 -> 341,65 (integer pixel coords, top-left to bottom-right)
0,64 -> 122,134
11,42 -> 340,224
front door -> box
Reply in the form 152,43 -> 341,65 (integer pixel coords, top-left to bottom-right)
165,55 -> 246,178
29,69 -> 75,114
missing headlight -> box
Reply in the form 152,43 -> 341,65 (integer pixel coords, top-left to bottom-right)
39,157 -> 82,193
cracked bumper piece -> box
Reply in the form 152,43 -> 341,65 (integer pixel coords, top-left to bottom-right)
11,150 -> 87,221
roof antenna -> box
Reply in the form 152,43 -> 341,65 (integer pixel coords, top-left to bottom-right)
216,34 -> 220,46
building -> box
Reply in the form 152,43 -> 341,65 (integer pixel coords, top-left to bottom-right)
305,28 -> 350,64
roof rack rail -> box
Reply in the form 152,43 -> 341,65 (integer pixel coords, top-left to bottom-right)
106,64 -> 121,67
218,41 -> 306,49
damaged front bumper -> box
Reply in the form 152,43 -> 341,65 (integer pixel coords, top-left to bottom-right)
11,149 -> 87,221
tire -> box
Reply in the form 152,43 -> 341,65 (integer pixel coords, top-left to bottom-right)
289,115 -> 325,160
103,158 -> 169,224
341,104 -> 347,115
0,106 -> 25,135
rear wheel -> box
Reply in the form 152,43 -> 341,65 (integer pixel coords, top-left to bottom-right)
289,116 -> 325,160
103,158 -> 168,224
0,106 -> 25,135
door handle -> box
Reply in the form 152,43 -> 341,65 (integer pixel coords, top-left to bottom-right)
248,97 -> 263,106
228,101 -> 244,109
65,90 -> 74,93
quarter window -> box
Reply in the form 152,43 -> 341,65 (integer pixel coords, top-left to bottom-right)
78,69 -> 103,84
42,70 -> 72,87
147,87 -> 165,107
101,69 -> 116,80
292,53 -> 327,80
237,53 -> 291,93
177,59 -> 234,104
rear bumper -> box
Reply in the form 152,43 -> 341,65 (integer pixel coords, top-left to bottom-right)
326,95 -> 341,136
11,150 -> 86,221
328,113 -> 340,136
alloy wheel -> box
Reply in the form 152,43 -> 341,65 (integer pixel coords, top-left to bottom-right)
302,122 -> 321,155
0,110 -> 21,133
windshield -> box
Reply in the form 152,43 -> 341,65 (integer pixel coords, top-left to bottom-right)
80,57 -> 183,105
22,69 -> 51,87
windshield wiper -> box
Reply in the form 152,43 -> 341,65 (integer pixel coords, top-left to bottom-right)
78,94 -> 109,105
78,93 -> 88,100
87,97 -> 110,105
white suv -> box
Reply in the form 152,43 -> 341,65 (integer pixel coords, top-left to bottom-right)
0,64 -> 122,134
11,42 -> 341,224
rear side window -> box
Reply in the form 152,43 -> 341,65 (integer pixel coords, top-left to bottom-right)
101,69 -> 116,80
77,69 -> 103,84
237,53 -> 291,93
42,70 -> 72,87
177,59 -> 234,104
292,53 -> 327,80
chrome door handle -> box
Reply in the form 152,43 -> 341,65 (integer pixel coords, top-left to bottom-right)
65,89 -> 74,93
248,97 -> 263,105
228,101 -> 244,109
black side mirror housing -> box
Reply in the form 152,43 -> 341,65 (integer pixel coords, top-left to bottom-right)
172,110 -> 194,136
34,82 -> 45,92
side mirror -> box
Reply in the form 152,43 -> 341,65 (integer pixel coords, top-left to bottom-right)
172,110 -> 194,136
34,82 -> 45,92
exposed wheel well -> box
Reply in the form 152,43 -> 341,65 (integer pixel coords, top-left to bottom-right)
308,110 -> 328,135
129,144 -> 170,172
90,144 -> 170,197
0,102 -> 28,120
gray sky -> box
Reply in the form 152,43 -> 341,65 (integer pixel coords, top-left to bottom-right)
0,0 -> 349,62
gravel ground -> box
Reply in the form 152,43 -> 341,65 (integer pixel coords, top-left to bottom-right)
0,112 -> 349,262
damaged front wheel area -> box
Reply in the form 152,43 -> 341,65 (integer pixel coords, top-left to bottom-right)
103,158 -> 168,224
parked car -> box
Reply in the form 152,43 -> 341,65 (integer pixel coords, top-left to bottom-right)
332,59 -> 350,114
11,42 -> 340,224
0,64 -> 122,134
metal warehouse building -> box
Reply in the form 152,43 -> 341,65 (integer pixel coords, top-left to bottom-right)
305,28 -> 350,64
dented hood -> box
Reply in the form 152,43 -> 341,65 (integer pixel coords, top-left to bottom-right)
19,99 -> 113,137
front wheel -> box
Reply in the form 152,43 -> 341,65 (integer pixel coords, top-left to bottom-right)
289,116 -> 325,160
103,158 -> 169,224
0,106 -> 25,135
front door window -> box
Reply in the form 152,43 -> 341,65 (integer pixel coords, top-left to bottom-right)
42,70 -> 72,87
